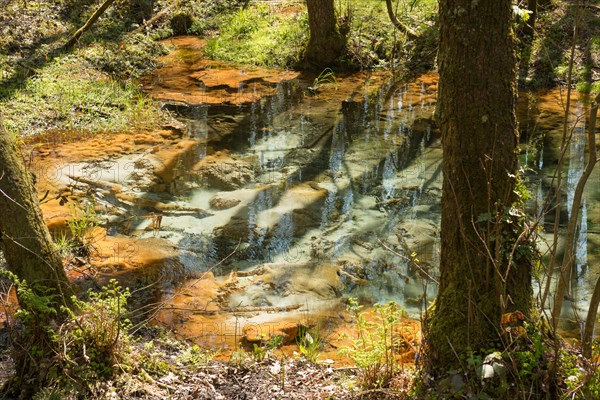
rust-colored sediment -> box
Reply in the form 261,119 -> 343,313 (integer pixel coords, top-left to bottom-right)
142,36 -> 300,106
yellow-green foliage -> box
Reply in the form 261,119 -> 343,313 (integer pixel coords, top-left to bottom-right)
341,0 -> 437,68
203,0 -> 437,69
61,280 -> 133,379
204,3 -> 308,68
339,299 -> 406,390
1,55 -> 164,136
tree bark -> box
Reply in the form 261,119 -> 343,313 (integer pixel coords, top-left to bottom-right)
0,128 -> 70,299
304,0 -> 345,69
0,124 -> 71,396
427,0 -> 533,369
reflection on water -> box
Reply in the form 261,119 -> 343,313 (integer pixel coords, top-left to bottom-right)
521,92 -> 599,334
143,67 -> 443,322
93,40 -> 597,346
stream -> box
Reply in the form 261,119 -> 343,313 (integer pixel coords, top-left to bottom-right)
34,36 -> 599,354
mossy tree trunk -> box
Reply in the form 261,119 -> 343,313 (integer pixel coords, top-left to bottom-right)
304,0 -> 345,69
0,125 -> 71,395
427,0 -> 533,370
0,131 -> 69,297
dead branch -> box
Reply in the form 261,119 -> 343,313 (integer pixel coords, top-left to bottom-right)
64,0 -> 117,50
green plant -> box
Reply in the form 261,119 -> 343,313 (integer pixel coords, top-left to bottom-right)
1,54 -> 165,135
31,387 -> 66,400
230,348 -> 250,364
67,198 -> 98,256
307,68 -> 337,95
178,344 -> 214,367
60,280 -> 133,379
0,272 -> 135,395
137,341 -> 174,376
339,298 -> 406,389
296,325 -> 322,363
251,335 -> 283,362
52,231 -> 76,258
204,2 -> 308,68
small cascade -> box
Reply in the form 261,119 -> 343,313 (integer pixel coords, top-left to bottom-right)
246,189 -> 274,261
248,102 -> 258,148
576,202 -> 589,278
567,112 -> 586,220
267,212 -> 295,262
382,152 -> 396,200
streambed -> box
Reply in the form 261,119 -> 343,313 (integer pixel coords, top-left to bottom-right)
33,36 -> 599,357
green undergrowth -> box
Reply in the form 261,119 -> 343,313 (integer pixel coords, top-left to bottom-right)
148,0 -> 243,39
200,0 -> 437,70
339,299 -> 411,391
0,272 -> 215,398
415,317 -> 600,400
0,0 -> 169,137
203,3 -> 308,68
523,1 -> 600,92
340,0 -> 437,70
1,55 -> 165,136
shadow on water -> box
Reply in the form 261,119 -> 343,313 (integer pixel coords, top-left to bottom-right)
132,57 -> 443,316
186,79 -> 435,250
36,37 -> 599,349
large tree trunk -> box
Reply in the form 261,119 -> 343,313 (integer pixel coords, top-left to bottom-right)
0,131 -> 69,297
0,125 -> 71,395
304,0 -> 345,69
427,0 -> 533,369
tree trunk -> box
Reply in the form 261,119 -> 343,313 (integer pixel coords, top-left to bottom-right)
427,0 -> 533,370
304,0 -> 345,69
0,131 -> 69,297
583,276 -> 600,358
0,125 -> 71,395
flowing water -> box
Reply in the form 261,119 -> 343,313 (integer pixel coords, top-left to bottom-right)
37,37 -> 599,351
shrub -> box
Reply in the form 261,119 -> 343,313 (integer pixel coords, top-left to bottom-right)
339,298 -> 407,389
59,280 -> 133,380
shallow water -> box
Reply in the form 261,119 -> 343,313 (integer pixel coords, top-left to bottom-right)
35,37 -> 599,351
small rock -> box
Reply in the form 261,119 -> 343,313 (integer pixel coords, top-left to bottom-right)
209,195 -> 241,210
